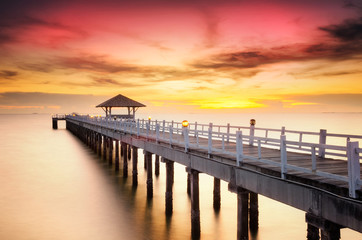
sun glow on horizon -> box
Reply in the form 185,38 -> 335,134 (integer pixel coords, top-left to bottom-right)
0,0 -> 362,114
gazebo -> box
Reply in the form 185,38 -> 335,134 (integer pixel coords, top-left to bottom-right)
96,94 -> 146,119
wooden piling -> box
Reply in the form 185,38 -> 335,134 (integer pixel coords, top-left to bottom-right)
155,155 -> 160,177
165,159 -> 174,216
92,131 -> 97,153
132,146 -> 138,186
115,140 -> 119,171
249,191 -> 259,233
122,143 -> 128,177
213,177 -> 221,211
52,119 -> 58,129
102,136 -> 107,161
108,138 -> 113,166
307,224 -> 320,240
146,152 -> 153,199
128,145 -> 131,160
97,134 -> 102,156
306,212 -> 341,240
190,169 -> 200,239
187,172 -> 191,196
237,188 -> 249,240
321,228 -> 340,240
144,151 -> 147,169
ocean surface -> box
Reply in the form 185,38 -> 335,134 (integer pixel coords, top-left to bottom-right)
0,113 -> 361,240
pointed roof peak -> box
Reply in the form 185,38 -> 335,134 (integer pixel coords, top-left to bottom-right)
96,94 -> 146,108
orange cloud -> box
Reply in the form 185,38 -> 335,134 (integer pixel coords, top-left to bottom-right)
0,105 -> 45,109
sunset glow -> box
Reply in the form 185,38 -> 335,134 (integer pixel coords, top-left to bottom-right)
1,0 -> 361,114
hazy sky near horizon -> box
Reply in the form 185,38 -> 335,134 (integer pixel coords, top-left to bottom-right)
0,0 -> 362,114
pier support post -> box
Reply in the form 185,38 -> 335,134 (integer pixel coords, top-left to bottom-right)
165,159 -> 174,216
128,145 -> 131,160
144,150 -> 147,169
132,146 -> 138,186
103,136 -> 107,161
305,213 -> 342,240
122,143 -> 128,177
92,131 -> 97,153
97,134 -> 101,156
145,151 -> 153,199
237,188 -> 249,240
155,155 -> 160,177
190,169 -> 200,239
108,138 -> 113,166
86,130 -> 89,146
115,140 -> 119,171
187,172 -> 191,196
52,119 -> 58,129
307,224 -> 320,240
249,191 -> 259,234
89,131 -> 93,149
321,229 -> 340,240
213,177 -> 221,211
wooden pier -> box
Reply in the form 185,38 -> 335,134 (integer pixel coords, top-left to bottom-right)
59,115 -> 361,239
52,114 -> 66,129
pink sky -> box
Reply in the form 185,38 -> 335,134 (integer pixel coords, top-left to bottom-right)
0,0 -> 362,114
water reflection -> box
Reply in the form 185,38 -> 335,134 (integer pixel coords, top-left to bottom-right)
0,114 -> 361,240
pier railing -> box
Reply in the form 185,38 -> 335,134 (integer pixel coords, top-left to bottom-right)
66,115 -> 361,199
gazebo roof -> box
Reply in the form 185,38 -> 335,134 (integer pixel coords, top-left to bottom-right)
96,94 -> 146,108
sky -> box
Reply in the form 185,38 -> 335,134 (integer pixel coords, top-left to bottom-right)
0,0 -> 362,114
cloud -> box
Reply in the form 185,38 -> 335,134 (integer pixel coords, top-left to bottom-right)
0,92 -> 110,113
319,17 -> 362,41
57,55 -> 138,73
286,93 -> 362,108
0,70 -> 18,79
0,12 -> 88,47
92,78 -> 120,85
18,63 -> 54,73
189,11 -> 362,71
196,7 -> 221,48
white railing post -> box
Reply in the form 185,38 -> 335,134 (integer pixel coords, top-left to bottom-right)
227,123 -> 230,142
281,126 -> 285,135
196,130 -> 199,146
280,135 -> 287,179
162,120 -> 166,139
236,131 -> 243,166
146,122 -> 150,138
208,123 -> 213,155
258,139 -> 261,159
222,134 -> 225,151
249,119 -> 255,146
137,119 -> 140,137
311,146 -> 317,172
183,126 -> 189,152
156,124 -> 160,143
194,121 -> 198,137
319,129 -> 327,158
169,125 -> 173,145
347,141 -> 360,198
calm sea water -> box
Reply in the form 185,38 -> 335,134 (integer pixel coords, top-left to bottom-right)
0,113 -> 361,240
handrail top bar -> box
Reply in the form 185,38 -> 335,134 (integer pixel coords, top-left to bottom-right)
65,115 -> 362,141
